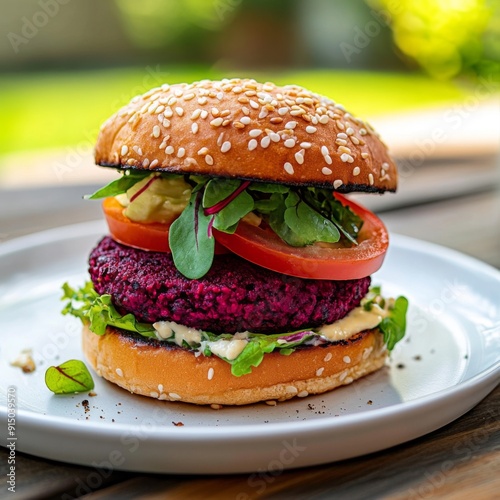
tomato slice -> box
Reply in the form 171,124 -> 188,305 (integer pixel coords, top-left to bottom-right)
102,197 -> 175,252
213,194 -> 388,280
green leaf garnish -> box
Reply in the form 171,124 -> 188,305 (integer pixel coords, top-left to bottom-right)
169,190 -> 215,279
85,170 -> 151,199
45,360 -> 94,394
284,191 -> 340,245
379,296 -> 409,351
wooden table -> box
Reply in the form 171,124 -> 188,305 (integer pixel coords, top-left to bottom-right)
1,152 -> 499,498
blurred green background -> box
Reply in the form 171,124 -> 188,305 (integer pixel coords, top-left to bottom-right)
1,0 -> 498,158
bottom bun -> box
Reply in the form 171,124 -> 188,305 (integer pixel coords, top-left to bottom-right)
82,325 -> 387,406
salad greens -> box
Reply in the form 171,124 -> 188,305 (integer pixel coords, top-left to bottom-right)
86,171 -> 363,279
62,283 -> 408,377
45,359 -> 94,394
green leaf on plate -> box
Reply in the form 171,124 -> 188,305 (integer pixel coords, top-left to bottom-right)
45,360 -> 94,394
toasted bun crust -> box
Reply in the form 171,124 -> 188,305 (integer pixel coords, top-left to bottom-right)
82,325 -> 387,406
95,78 -> 397,193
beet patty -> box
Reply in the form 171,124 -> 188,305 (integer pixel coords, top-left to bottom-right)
89,236 -> 371,334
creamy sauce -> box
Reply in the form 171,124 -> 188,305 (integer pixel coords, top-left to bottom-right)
117,174 -> 191,223
153,321 -> 202,346
317,304 -> 389,341
204,338 -> 248,361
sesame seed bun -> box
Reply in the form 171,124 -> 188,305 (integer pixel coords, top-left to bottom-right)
82,324 -> 387,406
95,78 -> 397,193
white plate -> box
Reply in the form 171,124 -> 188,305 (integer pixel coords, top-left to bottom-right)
0,221 -> 499,474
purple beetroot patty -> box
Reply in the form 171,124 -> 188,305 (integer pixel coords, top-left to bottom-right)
89,236 -> 371,334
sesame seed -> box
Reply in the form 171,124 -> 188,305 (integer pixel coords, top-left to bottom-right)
191,109 -> 201,120
210,404 -> 223,410
269,132 -> 280,142
165,146 -> 174,155
259,108 -> 269,119
306,126 -> 317,134
164,107 -> 173,118
216,91 -> 224,100
133,146 -> 143,155
316,367 -> 325,376
270,117 -> 283,124
361,152 -> 369,159
205,155 -> 214,165
120,145 -> 128,156
249,99 -> 259,109
336,139 -> 347,146
319,115 -> 329,124
324,353 -> 333,362
343,355 -> 351,364
142,158 -> 150,167
183,92 -> 195,101
240,116 -> 251,125
284,139 -> 296,148
150,391 -> 159,398
115,368 -> 123,377
351,136 -> 360,145
208,367 -> 214,380
152,126 -> 160,138
191,123 -> 199,134
336,120 -> 345,130
295,151 -> 304,164
382,162 -> 390,169
126,159 -> 135,166
248,139 -> 258,151
286,385 -> 298,394
260,136 -> 271,148
154,105 -> 165,114
359,128 -> 367,135
177,148 -> 186,158
339,370 -> 348,382
321,146 -> 329,156
353,166 -> 360,176
210,117 -> 223,127
234,122 -> 244,129
369,173 -> 374,185
278,107 -> 289,116
238,96 -> 249,104
158,384 -> 163,393
163,119 -> 170,128
265,400 -> 277,406
285,121 -> 297,130
284,162 -> 294,175
249,129 -> 262,137
325,155 -> 332,165
338,146 -> 352,154
300,142 -> 312,149
297,390 -> 309,398
221,141 -> 231,153
334,179 -> 343,189
220,109 -> 231,117
344,376 -> 354,384
150,159 -> 159,168
337,132 -> 348,139
169,393 -> 181,400
200,110 -> 208,119
167,96 -> 177,106
211,107 -> 220,117
148,102 -> 158,114
198,97 -> 207,105
290,109 -> 304,116
346,127 -> 354,135
322,167 -> 332,175
174,89 -> 183,97
232,86 -> 243,93
341,153 -> 354,163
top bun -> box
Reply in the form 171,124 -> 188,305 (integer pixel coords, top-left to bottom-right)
95,78 -> 397,193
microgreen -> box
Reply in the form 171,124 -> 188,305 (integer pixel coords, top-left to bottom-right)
85,170 -> 151,199
45,360 -> 94,394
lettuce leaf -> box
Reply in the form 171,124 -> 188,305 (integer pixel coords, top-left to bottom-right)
62,283 -> 408,376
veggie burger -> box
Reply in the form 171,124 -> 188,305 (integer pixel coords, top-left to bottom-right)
63,78 -> 408,406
